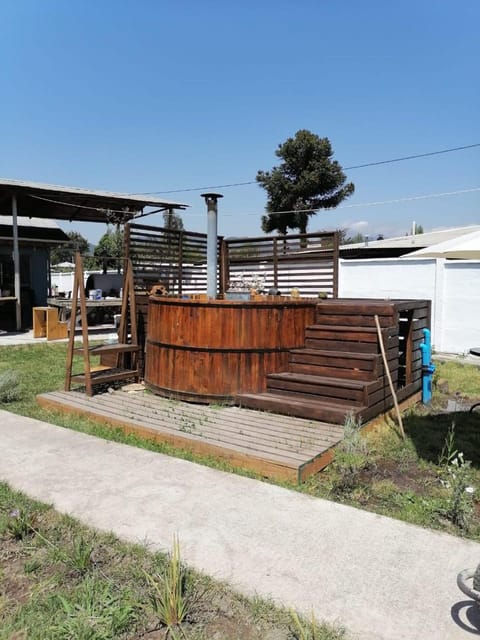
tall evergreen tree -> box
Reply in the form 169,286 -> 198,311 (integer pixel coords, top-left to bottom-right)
257,130 -> 354,235
163,209 -> 184,231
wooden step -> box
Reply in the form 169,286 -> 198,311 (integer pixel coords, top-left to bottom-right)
70,367 -> 139,386
237,392 -> 364,424
315,301 -> 396,327
306,324 -> 397,336
266,372 -> 368,405
288,348 -> 378,381
73,343 -> 140,356
305,325 -> 379,352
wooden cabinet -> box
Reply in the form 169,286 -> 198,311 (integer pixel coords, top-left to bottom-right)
33,307 -> 68,340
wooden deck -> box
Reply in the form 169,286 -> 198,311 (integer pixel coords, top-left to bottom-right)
37,389 -> 345,483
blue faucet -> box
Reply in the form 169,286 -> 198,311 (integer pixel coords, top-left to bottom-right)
420,328 -> 435,404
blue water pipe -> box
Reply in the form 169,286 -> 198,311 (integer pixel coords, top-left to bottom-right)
420,328 -> 435,404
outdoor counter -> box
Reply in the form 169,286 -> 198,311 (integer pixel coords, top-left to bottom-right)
144,296 -> 317,403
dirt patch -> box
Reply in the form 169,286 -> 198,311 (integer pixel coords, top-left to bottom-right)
358,458 -> 439,495
0,541 -> 32,607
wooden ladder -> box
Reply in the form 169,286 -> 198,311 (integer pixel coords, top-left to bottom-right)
65,253 -> 140,396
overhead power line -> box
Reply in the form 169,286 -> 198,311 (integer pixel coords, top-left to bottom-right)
30,186 -> 480,218
179,186 -> 480,217
133,143 -> 480,195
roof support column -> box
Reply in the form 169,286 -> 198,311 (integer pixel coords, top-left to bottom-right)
11,194 -> 21,330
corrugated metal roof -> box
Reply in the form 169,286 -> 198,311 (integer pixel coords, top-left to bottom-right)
0,178 -> 187,208
0,216 -> 69,244
0,178 -> 188,224
341,225 -> 480,252
1,215 -> 63,229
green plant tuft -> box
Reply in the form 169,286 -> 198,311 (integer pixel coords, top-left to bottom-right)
438,422 -> 458,468
62,534 -> 95,575
331,412 -> 368,495
0,370 -> 22,403
4,507 -> 37,540
290,609 -> 344,640
443,452 -> 474,531
143,537 -> 192,636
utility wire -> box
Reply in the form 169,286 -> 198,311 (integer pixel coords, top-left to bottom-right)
133,143 -> 480,195
177,187 -> 480,217
29,186 -> 480,218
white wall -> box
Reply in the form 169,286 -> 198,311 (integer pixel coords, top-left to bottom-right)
441,262 -> 480,353
339,258 -> 480,354
50,271 -> 77,294
51,270 -> 120,295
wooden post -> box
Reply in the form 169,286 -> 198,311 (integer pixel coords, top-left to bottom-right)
332,230 -> 339,298
273,237 -> 278,288
374,314 -> 405,439
11,194 -> 21,330
178,231 -> 183,296
219,238 -> 229,295
65,253 -> 92,395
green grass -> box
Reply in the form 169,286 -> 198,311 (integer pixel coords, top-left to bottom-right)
1,344 -> 480,542
434,359 -> 480,397
0,482 -> 345,640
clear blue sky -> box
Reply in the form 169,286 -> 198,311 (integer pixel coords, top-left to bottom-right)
1,0 -> 478,244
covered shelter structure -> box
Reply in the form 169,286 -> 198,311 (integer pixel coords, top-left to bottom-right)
0,178 -> 187,329
405,229 -> 480,259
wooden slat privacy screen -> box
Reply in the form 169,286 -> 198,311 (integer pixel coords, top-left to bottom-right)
126,223 -> 339,298
126,223 -> 224,296
225,231 -> 339,298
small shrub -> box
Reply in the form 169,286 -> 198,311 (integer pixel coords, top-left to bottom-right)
437,423 -> 475,531
0,370 -> 22,403
331,412 -> 368,495
443,452 -> 474,531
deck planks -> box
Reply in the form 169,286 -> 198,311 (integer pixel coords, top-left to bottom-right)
37,389 -> 344,483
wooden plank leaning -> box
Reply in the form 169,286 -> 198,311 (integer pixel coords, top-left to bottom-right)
374,314 -> 406,439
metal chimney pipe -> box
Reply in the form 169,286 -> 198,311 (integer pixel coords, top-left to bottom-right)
201,193 -> 223,298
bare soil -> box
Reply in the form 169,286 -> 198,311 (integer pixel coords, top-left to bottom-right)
359,457 -> 438,494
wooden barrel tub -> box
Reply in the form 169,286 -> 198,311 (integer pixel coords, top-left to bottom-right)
145,297 -> 317,403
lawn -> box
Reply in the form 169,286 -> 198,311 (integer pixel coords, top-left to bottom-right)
1,344 -> 480,637
0,482 -> 344,640
1,343 -> 480,545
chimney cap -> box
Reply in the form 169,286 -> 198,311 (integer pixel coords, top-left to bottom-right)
201,192 -> 223,200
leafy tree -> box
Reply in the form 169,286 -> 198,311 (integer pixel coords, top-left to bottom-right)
93,227 -> 124,273
343,232 -> 366,245
257,130 -> 355,235
50,231 -> 90,265
162,210 -> 185,264
414,223 -> 424,234
163,209 -> 184,231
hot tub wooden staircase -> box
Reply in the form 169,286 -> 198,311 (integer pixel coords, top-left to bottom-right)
237,300 -> 426,424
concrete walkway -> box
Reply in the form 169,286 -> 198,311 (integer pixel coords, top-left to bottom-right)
0,327 -> 117,346
0,410 -> 479,640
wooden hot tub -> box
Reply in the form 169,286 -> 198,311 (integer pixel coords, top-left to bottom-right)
145,296 -> 317,403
